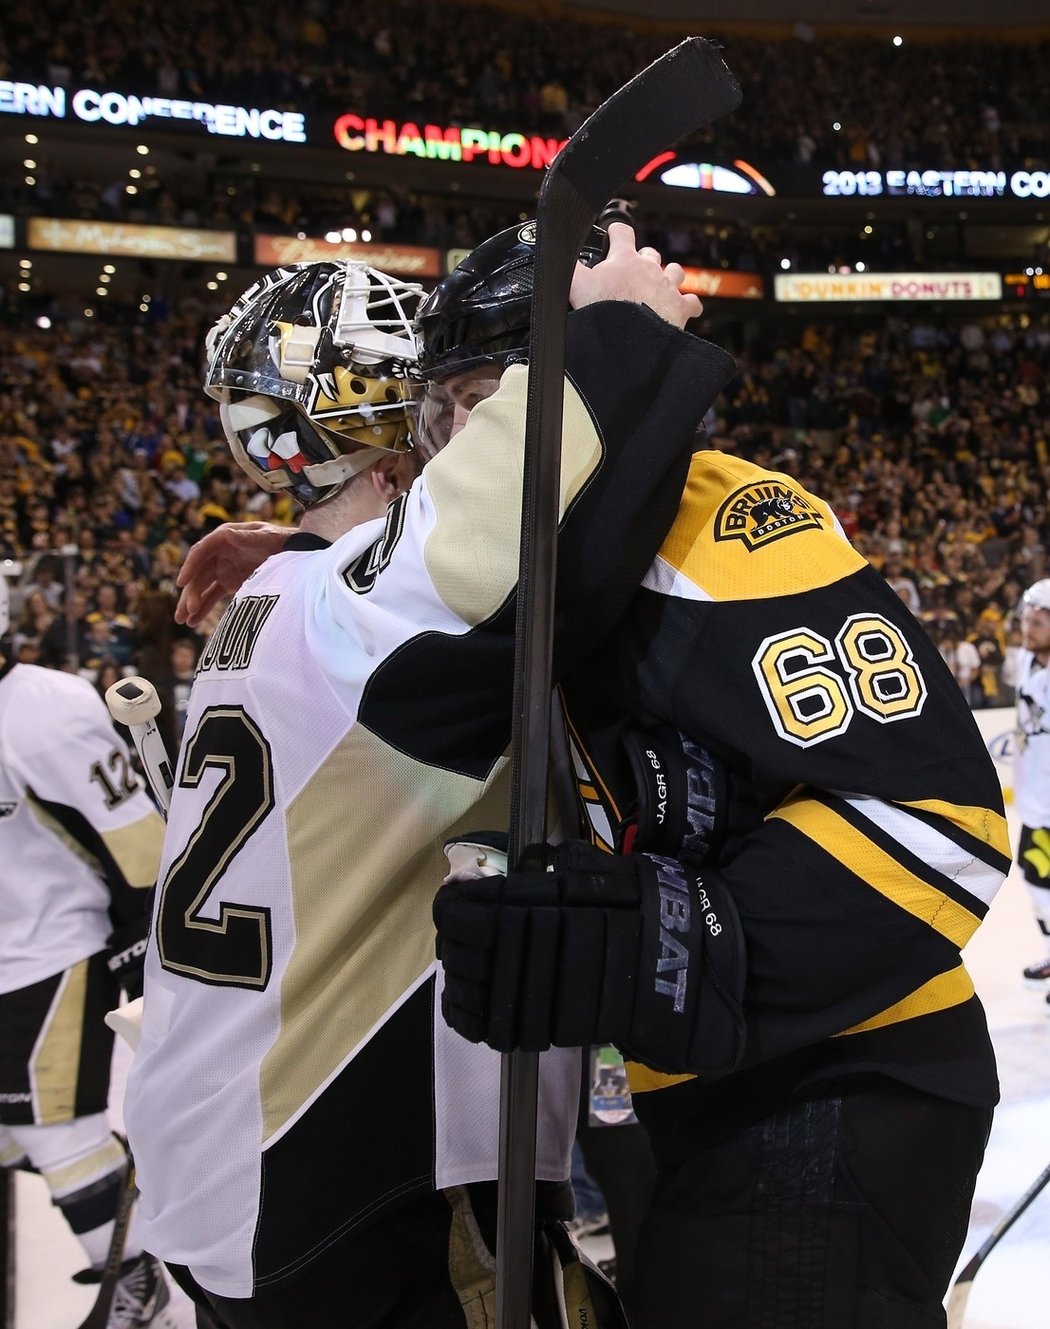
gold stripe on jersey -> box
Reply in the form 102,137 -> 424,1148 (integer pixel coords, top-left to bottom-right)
836,964 -> 975,1035
43,1135 -> 126,1194
624,1062 -> 694,1095
28,792 -> 163,889
424,366 -> 600,627
102,812 -> 165,887
625,967 -> 977,1093
562,707 -> 623,855
26,792 -> 104,877
654,453 -> 867,602
898,797 -> 1011,866
31,960 -> 87,1125
769,795 -> 982,948
0,1138 -> 23,1167
261,731 -> 511,1143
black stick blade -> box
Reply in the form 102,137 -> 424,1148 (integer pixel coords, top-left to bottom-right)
549,37 -> 742,215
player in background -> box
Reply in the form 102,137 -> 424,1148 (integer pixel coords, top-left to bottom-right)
124,241 -> 736,1329
417,224 -> 1010,1328
1013,579 -> 1050,996
0,569 -> 170,1328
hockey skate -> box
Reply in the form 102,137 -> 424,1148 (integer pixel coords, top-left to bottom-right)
1022,955 -> 1050,984
107,1252 -> 174,1328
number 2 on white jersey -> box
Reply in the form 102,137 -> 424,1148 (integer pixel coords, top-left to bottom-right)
155,706 -> 275,988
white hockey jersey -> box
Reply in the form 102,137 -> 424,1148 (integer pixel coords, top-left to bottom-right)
124,306 -> 737,1298
0,662 -> 164,994
1015,648 -> 1050,828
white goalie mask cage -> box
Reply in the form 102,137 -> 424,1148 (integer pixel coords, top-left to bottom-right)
204,261 -> 426,507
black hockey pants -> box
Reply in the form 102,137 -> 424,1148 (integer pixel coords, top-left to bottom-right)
633,1073 -> 991,1328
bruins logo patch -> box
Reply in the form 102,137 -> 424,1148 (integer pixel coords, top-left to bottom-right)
715,481 -> 823,550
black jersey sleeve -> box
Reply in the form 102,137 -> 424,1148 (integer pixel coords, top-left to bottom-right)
355,308 -> 735,780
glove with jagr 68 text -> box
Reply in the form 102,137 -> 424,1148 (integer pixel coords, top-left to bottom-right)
434,838 -> 746,1078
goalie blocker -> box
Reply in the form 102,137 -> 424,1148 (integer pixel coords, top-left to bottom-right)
435,839 -> 746,1077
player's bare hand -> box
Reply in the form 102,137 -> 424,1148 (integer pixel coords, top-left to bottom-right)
175,522 -> 292,627
569,222 -> 702,329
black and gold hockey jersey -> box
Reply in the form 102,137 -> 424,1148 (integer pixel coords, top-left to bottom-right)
562,451 -> 1010,1143
124,306 -> 736,1298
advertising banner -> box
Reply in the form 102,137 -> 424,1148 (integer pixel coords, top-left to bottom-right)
680,267 -> 764,299
253,235 -> 441,277
1,79 -> 305,142
774,271 -> 1002,302
820,167 -> 1050,200
332,112 -> 565,172
28,218 -> 237,261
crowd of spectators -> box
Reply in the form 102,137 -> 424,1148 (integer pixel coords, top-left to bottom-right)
1,2 -> 1048,712
2,0 -> 1048,173
717,311 -> 1050,706
5,2 -> 1048,284
1,273 -> 1047,710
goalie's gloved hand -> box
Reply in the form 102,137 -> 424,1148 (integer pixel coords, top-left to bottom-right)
434,840 -> 746,1077
105,916 -> 149,1000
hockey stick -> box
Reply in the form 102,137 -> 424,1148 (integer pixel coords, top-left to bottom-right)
73,678 -> 173,1327
74,1156 -> 138,1329
500,37 -> 741,1329
105,677 -> 175,815
946,1159 -> 1050,1329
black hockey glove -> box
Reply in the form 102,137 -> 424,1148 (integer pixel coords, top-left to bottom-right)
105,916 -> 149,1000
434,840 -> 746,1077
615,723 -> 761,863
619,725 -> 726,858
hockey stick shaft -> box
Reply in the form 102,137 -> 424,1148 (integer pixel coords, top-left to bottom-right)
105,677 -> 175,816
499,37 -> 741,1329
946,1158 -> 1050,1329
1,1168 -> 12,1329
75,1158 -> 138,1329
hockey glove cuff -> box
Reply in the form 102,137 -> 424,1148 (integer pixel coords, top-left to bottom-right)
619,726 -> 726,860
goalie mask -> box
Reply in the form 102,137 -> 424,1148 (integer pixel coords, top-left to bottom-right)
205,261 -> 426,508
415,220 -> 607,383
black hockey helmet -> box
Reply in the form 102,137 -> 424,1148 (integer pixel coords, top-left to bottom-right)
415,219 -> 608,382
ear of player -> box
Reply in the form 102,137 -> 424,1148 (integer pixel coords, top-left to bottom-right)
434,838 -> 746,1077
